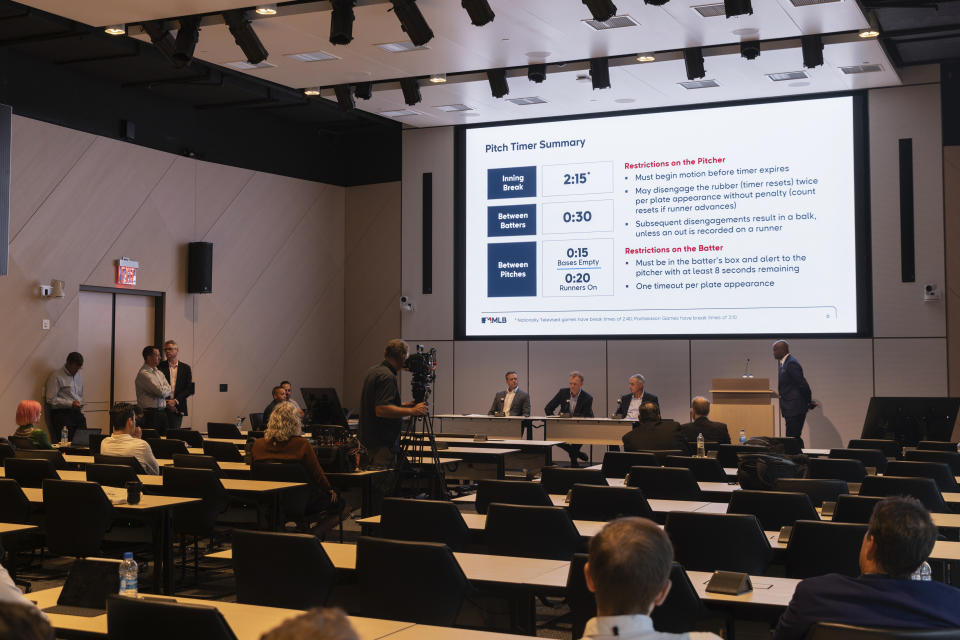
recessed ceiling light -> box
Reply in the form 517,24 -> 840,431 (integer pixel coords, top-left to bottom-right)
506,96 -> 547,105
435,104 -> 472,112
303,87 -> 321,96
105,24 -> 126,35
636,54 -> 655,62
225,60 -> 277,70
429,74 -> 447,83
380,109 -> 422,117
614,98 -> 635,103
256,4 -> 277,15
679,79 -> 720,89
767,71 -> 808,82
859,29 -> 880,38
287,50 -> 339,62
377,41 -> 429,53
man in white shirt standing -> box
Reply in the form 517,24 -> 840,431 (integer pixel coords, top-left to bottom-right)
135,346 -> 172,435
44,352 -> 86,441
100,402 -> 160,475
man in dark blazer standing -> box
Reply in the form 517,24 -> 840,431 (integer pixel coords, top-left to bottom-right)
773,340 -> 814,441
158,340 -> 194,430
679,396 -> 730,444
544,371 -> 593,466
622,402 -> 689,453
614,374 -> 659,419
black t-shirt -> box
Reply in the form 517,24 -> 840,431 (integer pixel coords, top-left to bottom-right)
360,361 -> 403,450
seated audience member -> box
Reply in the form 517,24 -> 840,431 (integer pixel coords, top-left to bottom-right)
252,402 -> 341,513
280,380 -> 306,418
545,371 -> 593,466
678,397 -> 730,445
614,374 -> 659,420
13,400 -> 53,449
621,403 -> 689,454
263,386 -> 286,425
0,602 -> 53,640
582,517 -> 720,640
773,496 -> 960,639
260,607 -> 358,640
100,402 -> 160,475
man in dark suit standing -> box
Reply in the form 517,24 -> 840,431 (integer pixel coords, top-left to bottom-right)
622,402 -> 689,453
544,371 -> 593,466
614,374 -> 658,419
773,340 -> 814,441
488,371 -> 534,439
679,396 -> 730,444
158,340 -> 194,430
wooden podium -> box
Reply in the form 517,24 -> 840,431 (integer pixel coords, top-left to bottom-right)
709,378 -> 776,439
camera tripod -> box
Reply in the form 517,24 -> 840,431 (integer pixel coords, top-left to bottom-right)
397,396 -> 449,500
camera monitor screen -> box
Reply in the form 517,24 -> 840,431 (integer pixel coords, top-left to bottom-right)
301,387 -> 348,428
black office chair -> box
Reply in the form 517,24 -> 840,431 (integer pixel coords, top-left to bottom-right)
832,494 -> 886,524
207,423 -> 243,439
807,458 -> 867,483
885,461 -> 960,492
917,441 -> 959,452
94,455 -> 146,474
484,503 -> 582,560
4,457 -> 59,488
9,436 -> 39,450
775,478 -> 849,507
639,450 -> 688,464
539,466 -> 606,494
664,455 -> 727,482
248,413 -> 265,430
904,450 -> 960,475
166,429 -> 204,449
568,484 -> 655,522
106,594 -> 238,640
474,479 -> 551,514
807,622 -> 960,639
626,466 -> 704,501
355,536 -> 471,626
727,489 -> 819,531
716,444 -> 766,469
600,451 -> 659,478
0,443 -> 15,466
0,479 -> 35,524
42,479 -> 114,557
172,454 -> 221,475
380,497 -> 471,551
768,437 -> 804,455
830,448 -> 888,474
665,512 -> 772,575
86,463 -> 139,488
202,440 -> 244,463
232,530 -> 336,609
652,562 -> 719,634
566,553 -> 594,640
14,449 -> 69,470
139,429 -> 159,441
785,520 -> 867,579
146,437 -> 188,459
161,467 -> 230,581
848,439 -> 902,459
858,476 -> 951,513
250,461 -> 341,537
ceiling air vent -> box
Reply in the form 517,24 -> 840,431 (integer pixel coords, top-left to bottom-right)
840,64 -> 883,74
376,41 -> 429,53
435,104 -> 472,112
692,3 -> 728,17
767,71 -> 809,81
380,109 -> 421,117
225,60 -> 276,70
507,96 -> 547,105
790,0 -> 842,6
583,15 -> 639,30
679,79 -> 720,89
287,50 -> 339,62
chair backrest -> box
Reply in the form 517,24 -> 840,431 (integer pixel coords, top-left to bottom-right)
248,413 -> 265,429
651,563 -> 710,633
664,455 -> 727,482
4,457 -> 59,488
859,475 -> 950,512
166,429 -> 204,448
380,497 -> 471,551
0,443 -> 15,465
0,478 -> 34,524
727,489 -> 819,530
356,536 -> 470,626
250,461 -> 313,521
106,594 -> 238,640
139,429 -> 159,441
202,440 -> 244,462
161,467 -> 229,535
848,439 -> 902,459
146,437 -> 188,458
207,423 -> 243,439
830,448 -> 887,473
832,494 -> 886,524
86,463 -> 139,488
539,466 -> 607,494
917,441 -> 959,452
475,479 -> 551,514
94,454 -> 145,474
568,484 -> 655,522
172,453 -> 221,475
566,553 -> 593,640
625,466 -> 703,500
42,479 -> 113,557
716,444 -> 767,469
774,478 -> 849,507
884,461 -> 959,492
768,437 -> 804,455
600,451 -> 659,478
785,520 -> 867,579
664,511 -> 771,574
15,448 -> 68,469
807,622 -> 960,639
484,503 -> 582,560
9,435 -> 39,450
904,450 -> 960,475
807,458 -> 867,482
232,530 -> 336,609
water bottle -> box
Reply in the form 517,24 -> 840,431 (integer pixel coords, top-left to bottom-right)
912,561 -> 932,581
60,427 -> 69,446
739,429 -> 746,444
119,552 -> 138,596
235,416 -> 243,428
696,433 -> 705,458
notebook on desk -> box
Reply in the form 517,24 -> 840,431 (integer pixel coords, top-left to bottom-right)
43,557 -> 120,616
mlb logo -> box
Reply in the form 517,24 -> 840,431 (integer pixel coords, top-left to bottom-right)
481,317 -> 486,323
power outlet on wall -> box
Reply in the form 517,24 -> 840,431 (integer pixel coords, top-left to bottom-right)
41,319 -> 50,330
219,384 -> 228,392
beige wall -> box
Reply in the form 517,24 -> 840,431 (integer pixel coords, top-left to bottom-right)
947,146 -> 960,396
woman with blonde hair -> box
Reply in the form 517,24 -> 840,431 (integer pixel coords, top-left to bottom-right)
251,401 -> 341,512
13,401 -> 53,449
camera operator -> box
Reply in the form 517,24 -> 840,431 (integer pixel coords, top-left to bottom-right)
360,339 -> 428,467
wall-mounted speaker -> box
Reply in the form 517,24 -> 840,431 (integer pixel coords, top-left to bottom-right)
187,242 -> 213,293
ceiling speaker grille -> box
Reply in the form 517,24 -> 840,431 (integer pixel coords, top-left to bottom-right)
840,64 -> 883,74
767,71 -> 809,81
693,3 -> 728,17
790,0 -> 842,6
507,96 -> 547,105
680,79 -> 720,89
584,15 -> 639,30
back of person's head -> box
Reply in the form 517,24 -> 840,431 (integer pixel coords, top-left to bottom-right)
638,402 -> 660,423
384,339 -> 408,361
260,607 -> 358,640
66,352 -> 84,367
587,517 -> 673,616
265,401 -> 302,444
691,396 -> 710,418
109,402 -> 136,432
867,496 -> 937,578
15,400 -> 42,427
0,603 -> 55,640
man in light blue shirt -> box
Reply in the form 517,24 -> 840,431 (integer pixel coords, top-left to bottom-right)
44,352 -> 86,440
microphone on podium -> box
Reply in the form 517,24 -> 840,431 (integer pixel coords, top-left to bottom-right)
742,357 -> 754,378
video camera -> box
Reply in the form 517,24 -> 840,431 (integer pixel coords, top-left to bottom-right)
405,344 -> 437,403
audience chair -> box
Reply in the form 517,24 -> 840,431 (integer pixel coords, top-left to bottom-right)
161,467 -> 230,581
806,458 -> 867,483
774,478 -> 849,507
106,594 -> 237,640
86,463 -> 138,488
568,484 -> 655,522
566,553 -> 594,640
600,451 -> 658,478
904,450 -> 960,475
625,466 -> 704,501
858,475 -> 951,513
139,429 -> 159,441
848,439 -> 902,459
785,520 -> 867,579
207,423 -> 243,439
807,622 -> 960,639
0,478 -> 36,524
172,454 -> 221,475
832,494 -> 886,524
768,437 -> 804,455
14,449 -> 69,470
917,441 -> 959,453
539,466 -> 606,494
665,512 -> 772,575
9,436 -> 39,450
380,498 -> 471,551
884,461 -> 959,492
202,440 -> 244,463
248,413 -> 264,430
0,443 -> 15,466
86,433 -> 107,455
166,428 -> 204,449
146,437 -> 188,459
356,536 -> 471,626
232,530 -> 336,609
4,458 -> 59,488
94,454 -> 145,474
727,489 -> 819,531
716,444 -> 766,469
251,461 -> 341,537
484,503 -> 582,560
829,448 -> 887,474
474,479 -> 551,514
664,455 -> 727,482
42,479 -> 114,557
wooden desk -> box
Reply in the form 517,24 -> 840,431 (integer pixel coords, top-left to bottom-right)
687,570 -> 798,609
764,531 -> 960,562
387,625 -> 532,639
407,446 -> 518,480
436,414 -> 535,440
412,436 -> 562,469
451,491 -> 717,515
543,417 -> 633,446
358,512 -> 606,538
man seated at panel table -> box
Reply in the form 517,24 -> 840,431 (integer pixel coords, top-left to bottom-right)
622,403 -> 689,454
773,496 -> 960,640
678,397 -> 730,445
488,370 -> 534,439
263,385 -> 286,425
100,402 -> 160,475
582,517 -> 720,640
545,371 -> 594,467
614,374 -> 659,421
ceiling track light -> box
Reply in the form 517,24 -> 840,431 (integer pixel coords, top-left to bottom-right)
354,82 -> 373,100
462,0 -> 495,26
255,4 -> 277,15
105,24 -> 126,36
172,16 -> 201,68
582,0 -> 617,22
487,69 -> 509,98
142,20 -> 177,64
644,0 -> 670,5
801,34 -> 823,69
223,9 -> 269,64
740,40 -> 760,60
589,58 -> 610,89
334,85 -> 355,111
304,87 -> 320,96
724,0 -> 753,18
636,53 -> 655,62
429,73 -> 447,83
528,63 -> 546,83
859,29 -> 880,39
683,47 -> 705,80
400,77 -> 422,105
330,0 -> 356,45
389,0 -> 434,47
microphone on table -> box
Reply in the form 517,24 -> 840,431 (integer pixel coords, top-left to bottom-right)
742,357 -> 753,378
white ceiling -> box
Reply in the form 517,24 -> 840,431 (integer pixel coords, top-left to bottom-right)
20,0 -> 901,127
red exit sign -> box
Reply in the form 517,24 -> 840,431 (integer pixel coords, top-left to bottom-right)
116,257 -> 138,287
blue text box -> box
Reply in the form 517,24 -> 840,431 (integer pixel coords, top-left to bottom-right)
488,204 -> 536,237
488,242 -> 537,297
487,166 -> 536,199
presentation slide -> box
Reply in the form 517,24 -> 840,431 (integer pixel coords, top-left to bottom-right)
461,96 -> 862,337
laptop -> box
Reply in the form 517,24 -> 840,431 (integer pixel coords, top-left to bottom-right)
70,428 -> 101,448
43,557 -> 120,616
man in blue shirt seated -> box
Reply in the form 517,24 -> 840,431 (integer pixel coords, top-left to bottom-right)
773,496 -> 960,639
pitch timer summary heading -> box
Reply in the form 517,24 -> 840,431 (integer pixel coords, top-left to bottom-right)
485,138 -> 587,153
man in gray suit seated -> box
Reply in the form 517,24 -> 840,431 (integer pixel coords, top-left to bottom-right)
488,371 -> 533,438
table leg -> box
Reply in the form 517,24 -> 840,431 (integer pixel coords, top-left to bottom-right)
162,511 -> 175,595
148,512 -> 163,594
362,477 -> 372,518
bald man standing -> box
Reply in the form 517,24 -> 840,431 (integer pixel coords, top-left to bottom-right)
773,340 -> 814,441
